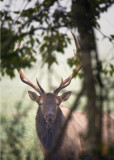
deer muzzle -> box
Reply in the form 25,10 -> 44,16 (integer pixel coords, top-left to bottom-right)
45,113 -> 55,123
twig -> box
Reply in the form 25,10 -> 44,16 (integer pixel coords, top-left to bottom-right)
95,27 -> 114,45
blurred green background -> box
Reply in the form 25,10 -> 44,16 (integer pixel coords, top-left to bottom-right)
1,0 -> 114,160
1,55 -> 114,160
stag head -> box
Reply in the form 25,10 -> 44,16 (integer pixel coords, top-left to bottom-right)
28,91 -> 71,123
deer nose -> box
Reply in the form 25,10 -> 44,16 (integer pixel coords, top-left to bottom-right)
45,113 -> 55,123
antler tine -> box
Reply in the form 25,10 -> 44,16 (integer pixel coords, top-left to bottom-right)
19,69 -> 45,95
53,77 -> 64,94
71,31 -> 79,51
53,32 -> 82,95
54,77 -> 72,95
36,78 -> 46,94
62,32 -> 82,85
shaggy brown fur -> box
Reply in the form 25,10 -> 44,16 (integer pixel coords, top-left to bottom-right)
35,104 -> 114,160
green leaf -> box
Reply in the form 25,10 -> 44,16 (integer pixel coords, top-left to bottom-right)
40,43 -> 47,52
110,35 -> 114,39
109,70 -> 113,77
110,64 -> 113,70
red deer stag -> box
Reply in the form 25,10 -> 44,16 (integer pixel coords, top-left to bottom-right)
19,33 -> 114,160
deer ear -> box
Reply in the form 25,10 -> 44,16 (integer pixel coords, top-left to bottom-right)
60,91 -> 72,102
28,91 -> 39,102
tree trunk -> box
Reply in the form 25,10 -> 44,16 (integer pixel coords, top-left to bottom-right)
72,0 -> 103,153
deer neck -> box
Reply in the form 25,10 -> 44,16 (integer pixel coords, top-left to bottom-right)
36,107 -> 63,150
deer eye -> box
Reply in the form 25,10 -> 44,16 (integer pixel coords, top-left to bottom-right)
56,103 -> 60,106
39,102 -> 44,106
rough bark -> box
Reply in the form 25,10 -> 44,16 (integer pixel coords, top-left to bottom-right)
72,0 -> 102,152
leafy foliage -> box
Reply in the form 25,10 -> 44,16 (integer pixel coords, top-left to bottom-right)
1,101 -> 42,160
101,63 -> 114,77
40,31 -> 71,67
1,0 -> 114,78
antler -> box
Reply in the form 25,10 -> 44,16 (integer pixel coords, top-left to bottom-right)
53,32 -> 82,95
15,41 -> 46,95
19,69 -> 46,95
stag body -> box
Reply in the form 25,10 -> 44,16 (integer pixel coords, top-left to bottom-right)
29,92 -> 81,160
